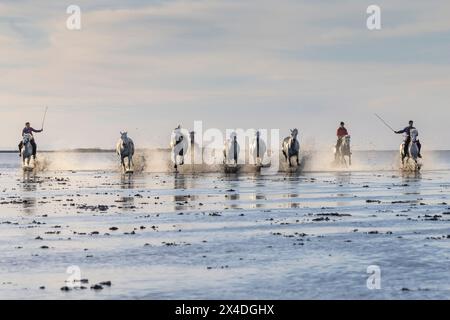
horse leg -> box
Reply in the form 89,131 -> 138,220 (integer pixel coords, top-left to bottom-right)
297,153 -> 300,166
174,155 -> 178,171
282,150 -> 287,162
349,155 -> 352,166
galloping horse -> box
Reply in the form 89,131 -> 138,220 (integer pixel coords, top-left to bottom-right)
223,132 -> 240,165
250,130 -> 267,166
282,129 -> 300,167
400,129 -> 421,171
21,133 -> 34,168
116,132 -> 135,173
335,135 -> 352,167
170,125 -> 189,171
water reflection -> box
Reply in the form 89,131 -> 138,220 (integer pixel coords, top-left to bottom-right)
250,176 -> 266,209
21,173 -> 38,215
401,171 -> 422,182
335,172 -> 352,186
120,174 -> 135,189
224,177 -> 241,209
334,172 -> 353,206
118,174 -> 135,210
283,176 -> 301,208
173,173 -> 188,211
401,171 -> 422,197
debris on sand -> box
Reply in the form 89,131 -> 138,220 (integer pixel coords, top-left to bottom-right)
315,213 -> 352,217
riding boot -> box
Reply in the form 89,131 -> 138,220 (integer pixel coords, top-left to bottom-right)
418,141 -> 422,158
404,138 -> 410,158
18,142 -> 23,157
31,140 -> 37,159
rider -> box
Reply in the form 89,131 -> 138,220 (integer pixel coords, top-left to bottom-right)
335,122 -> 349,160
18,122 -> 43,159
395,120 -> 422,158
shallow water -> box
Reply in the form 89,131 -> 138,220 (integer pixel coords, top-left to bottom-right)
0,151 -> 449,299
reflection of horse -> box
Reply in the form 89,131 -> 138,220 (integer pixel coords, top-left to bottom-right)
334,135 -> 352,167
250,130 -> 267,166
116,132 -> 135,173
223,132 -> 240,165
21,133 -> 34,168
400,129 -> 421,171
282,129 -> 300,167
170,126 -> 189,171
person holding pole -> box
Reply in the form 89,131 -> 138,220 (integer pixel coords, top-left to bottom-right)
395,120 -> 422,158
18,122 -> 43,160
18,107 -> 47,159
374,115 -> 422,159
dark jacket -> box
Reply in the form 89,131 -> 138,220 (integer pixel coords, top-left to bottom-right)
395,126 -> 416,137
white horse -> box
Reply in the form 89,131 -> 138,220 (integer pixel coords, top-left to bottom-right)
21,133 -> 34,168
400,129 -> 420,171
250,130 -> 267,166
335,135 -> 352,166
116,132 -> 135,173
170,125 -> 189,171
282,129 -> 300,167
223,132 -> 240,165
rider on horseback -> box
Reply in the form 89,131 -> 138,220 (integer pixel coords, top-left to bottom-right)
18,122 -> 43,159
335,122 -> 348,160
395,120 -> 422,158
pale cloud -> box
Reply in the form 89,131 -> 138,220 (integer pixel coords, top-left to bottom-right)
1,0 -> 450,150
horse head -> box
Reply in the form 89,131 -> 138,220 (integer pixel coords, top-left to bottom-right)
120,131 -> 129,145
120,131 -> 128,139
410,129 -> 418,142
230,132 -> 237,141
290,128 -> 298,140
345,135 -> 351,144
23,133 -> 32,145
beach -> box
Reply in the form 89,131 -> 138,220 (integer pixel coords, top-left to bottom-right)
0,151 -> 449,299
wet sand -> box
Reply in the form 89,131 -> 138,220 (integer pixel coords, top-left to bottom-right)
1,162 -> 450,300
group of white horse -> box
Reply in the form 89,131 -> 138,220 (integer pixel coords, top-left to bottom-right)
173,126 -> 302,172
21,127 -> 420,173
115,127 -> 302,174
114,126 -> 421,174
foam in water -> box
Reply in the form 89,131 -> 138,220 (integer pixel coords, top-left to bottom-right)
3,149 -> 449,173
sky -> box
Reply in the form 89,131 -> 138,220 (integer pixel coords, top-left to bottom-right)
1,0 -> 450,150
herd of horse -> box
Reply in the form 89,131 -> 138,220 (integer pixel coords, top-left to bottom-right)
20,127 -> 422,174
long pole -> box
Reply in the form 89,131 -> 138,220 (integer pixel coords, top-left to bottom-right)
374,113 -> 395,132
41,106 -> 48,130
